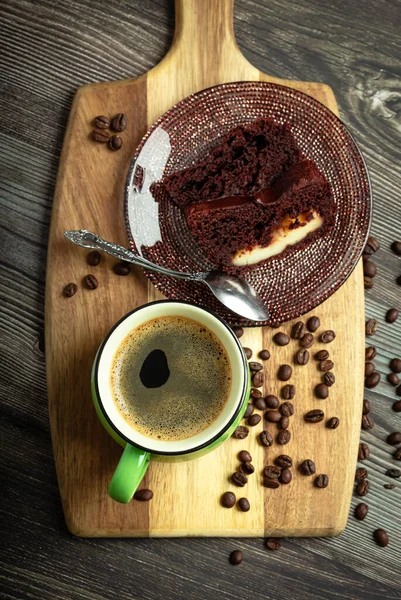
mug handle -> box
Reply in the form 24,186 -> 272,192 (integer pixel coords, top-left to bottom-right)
108,444 -> 151,503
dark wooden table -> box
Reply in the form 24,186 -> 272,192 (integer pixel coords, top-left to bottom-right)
1,1 -> 400,598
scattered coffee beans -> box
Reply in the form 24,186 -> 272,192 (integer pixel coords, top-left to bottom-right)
87,250 -> 101,266
240,462 -> 255,475
263,478 -> 280,488
358,443 -> 370,460
254,397 -> 267,410
320,359 -> 334,372
282,385 -> 295,399
390,358 -> 401,373
231,472 -> 247,487
92,129 -> 110,143
397,384 -> 401,396
280,416 -> 289,430
320,330 -> 335,343
252,371 -> 264,388
397,275 -> 401,286
384,484 -> 396,490
394,448 -> 401,460
391,241 -> 401,255
113,262 -> 131,276
134,489 -> 153,501
263,465 -> 281,479
233,326 -> 244,338
249,361 -> 263,372
365,373 -> 380,388
277,430 -> 291,445
109,135 -> 123,151
315,350 -> 329,361
229,550 -> 243,565
386,308 -> 398,323
387,373 -> 400,386
326,417 -> 339,429
278,365 -> 292,381
385,469 -> 401,479
259,431 -> 273,447
363,399 -> 371,415
280,468 -> 292,484
63,282 -> 78,297
354,503 -> 368,520
392,400 -> 401,412
250,388 -> 262,399
364,276 -> 374,289
305,409 -> 324,423
373,529 -> 388,548
232,426 -> 249,440
363,261 -> 377,278
356,479 -> 369,496
238,498 -> 250,512
265,395 -> 279,408
238,450 -> 251,463
365,319 -> 378,336
275,455 -> 292,468
265,410 -> 282,423
365,362 -> 375,376
93,115 -> 110,129
306,316 -> 320,332
315,474 -> 329,488
355,467 -> 368,480
315,383 -> 329,399
300,333 -> 314,348
243,347 -> 252,359
274,332 -> 290,346
292,321 -> 306,339
259,349 -> 270,360
300,459 -> 315,475
265,538 -> 281,551
324,372 -> 335,387
295,348 -> 309,365
365,346 -> 377,361
364,236 -> 380,255
111,113 -> 128,132
362,414 -> 374,430
244,404 -> 254,419
280,402 -> 294,417
247,413 -> 261,427
83,274 -> 98,289
221,491 -> 236,508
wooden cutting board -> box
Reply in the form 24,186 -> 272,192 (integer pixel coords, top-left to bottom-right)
46,0 -> 365,537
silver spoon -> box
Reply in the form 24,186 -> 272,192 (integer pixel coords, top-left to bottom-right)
64,230 -> 269,322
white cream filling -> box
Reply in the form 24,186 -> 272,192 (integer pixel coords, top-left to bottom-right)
232,211 -> 323,266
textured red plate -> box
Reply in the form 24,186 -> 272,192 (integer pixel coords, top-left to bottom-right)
124,82 -> 371,326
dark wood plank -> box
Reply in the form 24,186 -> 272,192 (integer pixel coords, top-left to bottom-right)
0,0 -> 400,598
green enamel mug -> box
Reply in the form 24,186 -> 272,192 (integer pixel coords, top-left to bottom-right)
91,300 -> 250,503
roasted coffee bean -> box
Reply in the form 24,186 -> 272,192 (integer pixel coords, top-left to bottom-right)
356,479 -> 369,496
386,308 -> 398,323
93,115 -> 110,129
250,388 -> 262,399
274,332 -> 290,346
397,275 -> 401,286
259,430 -> 273,447
361,414 -> 374,430
300,459 -> 315,475
364,276 -> 374,289
247,413 -> 261,427
87,250 -> 101,266
265,410 -> 282,423
280,416 -> 289,430
365,346 -> 377,361
282,385 -> 295,400
259,349 -> 270,360
354,503 -> 368,521
355,467 -> 368,480
385,468 -> 401,479
295,348 -> 309,365
238,497 -> 250,512
365,362 -> 376,376
364,236 -> 380,255
243,347 -> 252,359
394,448 -> 401,460
315,383 -> 329,399
390,358 -> 401,373
365,373 -> 380,388
244,404 -> 254,419
275,455 -> 293,468
315,350 -> 329,361
265,538 -> 281,550
280,468 -> 292,484
324,372 -> 335,387
387,373 -> 400,386
221,491 -> 236,508
109,135 -> 123,151
91,129 -> 110,142
373,529 -> 388,548
63,282 -> 78,297
265,395 -> 279,408
240,461 -> 255,475
238,450 -> 252,463
233,326 -> 244,338
320,359 -> 334,372
263,478 -> 280,489
326,417 -> 339,429
270,322 -> 281,329
358,443 -> 370,460
300,333 -> 314,348
305,409 -> 324,423
392,400 -> 401,412
363,261 -> 377,278
292,321 -> 306,339
320,330 -> 335,343
263,465 -> 281,479
277,430 -> 291,445
232,426 -> 249,439
231,472 -> 248,487
280,402 -> 294,417
384,484 -> 396,489
134,489 -> 153,501
397,384 -> 401,396
113,262 -> 131,276
386,431 -> 401,446
306,316 -> 320,332
391,241 -> 401,255
362,399 -> 370,415
249,361 -> 263,372
252,371 -> 264,388
83,274 -> 98,289
110,113 -> 128,132
278,365 -> 292,381
366,319 -> 378,336
229,550 -> 243,565
315,474 -> 329,488
254,397 -> 267,410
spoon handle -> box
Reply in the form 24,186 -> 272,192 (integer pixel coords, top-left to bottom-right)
64,230 -> 203,282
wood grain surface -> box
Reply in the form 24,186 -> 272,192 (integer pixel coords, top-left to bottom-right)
1,0 -> 400,598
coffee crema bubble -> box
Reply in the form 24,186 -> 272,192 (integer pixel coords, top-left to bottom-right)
110,316 -> 232,442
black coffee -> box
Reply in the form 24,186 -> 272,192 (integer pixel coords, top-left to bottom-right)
110,316 -> 232,441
